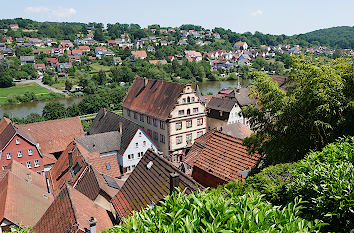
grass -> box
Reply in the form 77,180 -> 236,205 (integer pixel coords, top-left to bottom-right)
51,76 -> 79,90
0,83 -> 52,97
90,63 -> 111,72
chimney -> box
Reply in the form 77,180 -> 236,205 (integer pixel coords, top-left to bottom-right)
144,78 -> 148,87
88,217 -> 97,233
119,121 -> 123,133
169,173 -> 180,195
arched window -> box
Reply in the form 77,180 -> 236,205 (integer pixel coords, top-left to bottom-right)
187,97 -> 191,103
187,109 -> 191,115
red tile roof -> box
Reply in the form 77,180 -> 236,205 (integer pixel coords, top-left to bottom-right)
192,130 -> 261,183
33,186 -> 113,233
122,77 -> 186,121
0,161 -> 53,228
0,118 -> 11,134
131,50 -> 147,58
19,117 -> 84,156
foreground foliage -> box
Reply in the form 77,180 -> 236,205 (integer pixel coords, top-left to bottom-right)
105,189 -> 320,233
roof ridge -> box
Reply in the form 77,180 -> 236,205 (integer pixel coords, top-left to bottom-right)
66,185 -> 79,228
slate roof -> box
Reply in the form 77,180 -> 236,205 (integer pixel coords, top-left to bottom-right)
0,161 -> 53,228
33,186 -> 114,233
195,85 -> 206,104
218,122 -> 252,139
75,131 -> 121,154
111,149 -> 203,218
122,77 -> 186,121
207,97 -> 236,112
19,117 -> 84,156
192,130 -> 261,182
88,108 -> 143,155
226,88 -> 256,107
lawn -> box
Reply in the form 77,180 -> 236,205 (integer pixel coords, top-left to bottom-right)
90,63 -> 111,72
0,83 -> 52,97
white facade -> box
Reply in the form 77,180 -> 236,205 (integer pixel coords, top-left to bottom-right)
119,128 -> 158,173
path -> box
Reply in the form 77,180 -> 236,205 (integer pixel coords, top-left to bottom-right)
17,79 -> 63,94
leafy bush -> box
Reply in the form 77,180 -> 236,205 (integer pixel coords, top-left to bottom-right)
104,188 -> 320,233
286,137 -> 354,232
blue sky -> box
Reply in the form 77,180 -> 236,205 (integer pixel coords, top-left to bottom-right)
1,0 -> 353,35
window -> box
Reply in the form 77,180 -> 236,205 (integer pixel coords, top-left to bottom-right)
127,166 -> 131,172
138,152 -> 143,158
187,109 -> 191,115
176,122 -> 182,130
16,138 -> 20,144
192,97 -> 195,102
147,129 -> 152,136
197,131 -> 203,138
28,149 -> 33,156
17,150 -> 23,157
139,132 -> 142,137
127,109 -> 131,117
176,136 -> 182,144
153,132 -> 158,141
193,107 -> 199,113
160,134 -> 165,144
182,98 -> 186,103
34,160 -> 40,167
143,141 -> 146,147
128,154 -> 134,160
6,152 -> 11,160
147,116 -> 151,124
26,161 -> 32,169
105,163 -> 111,170
187,97 -> 191,103
178,110 -> 184,116
140,114 -> 144,122
72,162 -> 82,176
172,154 -> 178,162
135,142 -> 138,148
134,112 -> 137,119
186,134 -> 192,143
186,120 -> 192,128
197,118 -> 203,126
160,121 -> 165,130
153,119 -> 158,127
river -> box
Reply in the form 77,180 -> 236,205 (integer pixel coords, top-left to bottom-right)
0,79 -> 250,119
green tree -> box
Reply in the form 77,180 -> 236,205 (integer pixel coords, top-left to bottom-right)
65,80 -> 72,91
42,102 -> 67,120
94,28 -> 104,42
242,56 -> 354,165
0,72 -> 14,87
95,70 -> 106,85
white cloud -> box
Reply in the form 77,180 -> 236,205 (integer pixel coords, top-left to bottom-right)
24,6 -> 77,18
251,9 -> 263,16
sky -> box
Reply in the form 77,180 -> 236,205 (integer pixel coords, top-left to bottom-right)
1,0 -> 353,35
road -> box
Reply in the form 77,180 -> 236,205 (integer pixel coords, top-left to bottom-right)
17,78 -> 63,93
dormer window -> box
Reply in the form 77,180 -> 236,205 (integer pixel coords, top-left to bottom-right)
28,149 -> 33,156
16,138 -> 20,144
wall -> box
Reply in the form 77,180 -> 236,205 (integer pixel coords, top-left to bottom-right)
0,135 -> 43,173
192,166 -> 226,188
121,128 -> 158,174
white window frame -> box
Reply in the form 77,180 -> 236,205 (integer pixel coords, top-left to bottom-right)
186,120 -> 192,128
26,161 -> 32,168
6,152 -> 11,160
176,136 -> 182,144
28,149 -> 33,156
16,138 -> 20,144
34,160 -> 40,167
176,122 -> 182,130
17,150 -> 23,157
197,118 -> 203,126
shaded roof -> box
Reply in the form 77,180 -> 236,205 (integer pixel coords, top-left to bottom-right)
0,162 -> 53,227
19,117 -> 84,155
193,131 -> 261,182
33,186 -> 113,233
111,149 -> 203,218
271,75 -> 292,90
0,123 -> 36,151
207,97 -> 237,113
218,122 -> 252,139
226,88 -> 256,107
195,85 -> 206,104
0,118 -> 11,134
75,131 -> 121,154
88,108 -> 143,155
122,77 -> 186,121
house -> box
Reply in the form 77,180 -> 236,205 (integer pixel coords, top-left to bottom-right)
57,62 -> 73,71
160,40 -> 168,46
88,108 -> 159,175
9,24 -> 19,30
234,41 -> 248,50
0,160 -> 53,232
107,40 -> 117,47
33,63 -> 46,71
59,40 -> 74,48
78,46 -> 90,52
19,117 -> 85,170
0,48 -> 15,57
95,46 -> 108,58
20,56 -> 35,65
184,50 -> 202,62
0,119 -> 44,173
122,77 -> 207,161
149,59 -> 167,65
51,48 -> 65,56
71,49 -> 83,56
46,57 -> 58,67
187,130 -> 261,187
69,55 -> 81,63
131,50 -> 147,59
216,122 -> 252,139
147,46 -> 155,53
113,57 -> 122,65
33,185 -> 115,233
111,149 -> 203,218
271,75 -> 292,90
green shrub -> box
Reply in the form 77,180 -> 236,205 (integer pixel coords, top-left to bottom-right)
104,188 -> 321,233
286,137 -> 354,232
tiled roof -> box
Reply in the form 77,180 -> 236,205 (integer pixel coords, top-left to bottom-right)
207,97 -> 237,112
131,50 -> 147,58
33,186 -> 113,233
271,75 -> 292,90
19,117 -> 84,156
111,149 -> 203,218
0,123 -> 36,151
226,88 -> 256,107
0,118 -> 11,133
88,108 -> 143,155
75,131 -> 121,154
218,122 -> 252,139
0,162 -> 53,228
122,77 -> 186,121
192,130 -> 261,182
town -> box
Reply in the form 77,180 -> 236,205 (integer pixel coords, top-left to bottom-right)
0,13 -> 353,233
